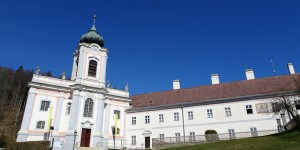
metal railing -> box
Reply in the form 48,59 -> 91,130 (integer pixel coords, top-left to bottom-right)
152,130 -> 278,149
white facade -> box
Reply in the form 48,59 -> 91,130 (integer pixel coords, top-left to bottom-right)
126,99 -> 283,149
17,18 -> 131,150
125,68 -> 300,149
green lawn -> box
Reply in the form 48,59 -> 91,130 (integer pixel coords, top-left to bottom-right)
163,131 -> 300,150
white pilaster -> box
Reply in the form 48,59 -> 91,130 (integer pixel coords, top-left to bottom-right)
64,90 -> 81,149
93,96 -> 105,146
103,103 -> 111,136
17,88 -> 36,142
71,56 -> 78,80
76,48 -> 86,80
100,55 -> 108,88
54,92 -> 64,131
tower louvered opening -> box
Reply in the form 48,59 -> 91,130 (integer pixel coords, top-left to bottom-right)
88,60 -> 97,77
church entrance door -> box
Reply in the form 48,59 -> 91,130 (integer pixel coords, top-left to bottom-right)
145,136 -> 150,149
80,128 -> 91,147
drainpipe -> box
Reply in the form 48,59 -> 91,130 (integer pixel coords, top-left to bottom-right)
181,104 -> 186,143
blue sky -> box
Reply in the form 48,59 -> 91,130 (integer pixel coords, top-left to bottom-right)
0,0 -> 299,95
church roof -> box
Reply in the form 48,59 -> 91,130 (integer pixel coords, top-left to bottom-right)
80,15 -> 104,47
130,73 -> 300,109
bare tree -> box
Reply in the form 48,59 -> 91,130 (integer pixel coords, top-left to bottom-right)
272,75 -> 300,131
273,94 -> 300,127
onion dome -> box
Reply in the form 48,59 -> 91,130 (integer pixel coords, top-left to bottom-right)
80,15 -> 104,47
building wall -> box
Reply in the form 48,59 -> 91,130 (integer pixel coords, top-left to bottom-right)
125,98 -> 288,149
23,85 -> 130,148
26,88 -> 71,141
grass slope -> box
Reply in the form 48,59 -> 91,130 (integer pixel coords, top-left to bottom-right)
163,131 -> 300,150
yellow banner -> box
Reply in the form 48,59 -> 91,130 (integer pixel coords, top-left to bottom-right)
114,114 -> 118,135
46,106 -> 53,132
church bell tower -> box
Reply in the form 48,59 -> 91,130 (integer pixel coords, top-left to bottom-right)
71,15 -> 107,88
64,15 -> 108,149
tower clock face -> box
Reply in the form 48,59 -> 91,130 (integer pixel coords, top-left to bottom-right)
91,46 -> 99,52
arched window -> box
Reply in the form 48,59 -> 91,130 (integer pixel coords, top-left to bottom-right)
88,60 -> 97,77
83,98 -> 93,117
66,102 -> 71,115
36,121 -> 45,129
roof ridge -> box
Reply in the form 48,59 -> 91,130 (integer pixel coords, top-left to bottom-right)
131,73 -> 300,97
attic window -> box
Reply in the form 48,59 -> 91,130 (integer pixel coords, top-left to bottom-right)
88,60 -> 97,77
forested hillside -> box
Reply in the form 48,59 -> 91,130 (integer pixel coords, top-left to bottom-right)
0,66 -> 53,147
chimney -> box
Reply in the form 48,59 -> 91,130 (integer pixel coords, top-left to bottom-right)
245,69 -> 255,80
287,63 -> 295,74
211,74 -> 220,84
173,80 -> 180,90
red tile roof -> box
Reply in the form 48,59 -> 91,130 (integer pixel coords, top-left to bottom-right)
130,74 -> 300,109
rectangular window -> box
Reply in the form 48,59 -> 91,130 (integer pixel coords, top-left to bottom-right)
294,100 -> 300,110
159,134 -> 164,142
159,114 -> 164,123
272,102 -> 279,112
207,109 -> 213,118
228,129 -> 236,139
36,121 -> 45,129
66,102 -> 71,115
188,111 -> 193,120
131,136 -> 136,145
174,112 -> 179,121
175,133 -> 181,142
225,107 -> 231,116
111,126 -> 120,135
114,110 -> 120,119
132,117 -> 136,125
246,105 -> 253,114
189,132 -> 195,142
250,127 -> 258,137
145,115 -> 150,124
40,101 -> 50,111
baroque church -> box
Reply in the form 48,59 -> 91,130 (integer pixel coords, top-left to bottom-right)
17,16 -> 300,150
17,16 -> 131,149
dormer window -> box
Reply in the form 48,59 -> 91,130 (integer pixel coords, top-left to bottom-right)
88,60 -> 97,77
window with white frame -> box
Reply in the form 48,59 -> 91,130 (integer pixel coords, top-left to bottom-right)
294,100 -> 300,110
40,101 -> 50,111
114,110 -> 120,120
250,127 -> 258,137
228,129 -> 236,139
36,121 -> 45,129
145,115 -> 150,124
159,114 -> 164,122
88,60 -> 97,77
131,136 -> 136,145
207,109 -> 213,118
246,105 -> 253,114
189,132 -> 195,142
66,102 -> 71,115
174,112 -> 179,121
175,133 -> 181,142
159,134 -> 164,142
188,111 -> 193,120
225,107 -> 231,116
132,117 -> 136,125
83,98 -> 93,117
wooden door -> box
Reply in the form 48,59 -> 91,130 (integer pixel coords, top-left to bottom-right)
145,137 -> 150,149
80,128 -> 91,147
